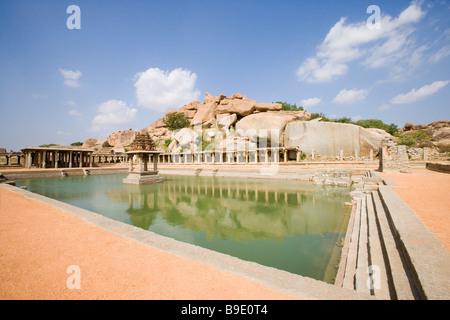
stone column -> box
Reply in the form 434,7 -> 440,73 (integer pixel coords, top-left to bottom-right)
129,155 -> 134,171
265,149 -> 269,163
42,151 -> 46,168
311,149 -> 315,160
284,149 -> 288,163
79,152 -> 83,167
296,150 -> 301,163
370,149 -> 374,162
154,153 -> 158,171
340,150 -> 344,161
55,152 -> 59,168
423,147 -> 429,161
69,151 -> 73,168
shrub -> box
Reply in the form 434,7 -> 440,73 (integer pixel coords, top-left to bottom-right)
276,101 -> 304,111
164,138 -> 173,148
70,142 -> 83,146
39,143 -> 59,147
398,130 -> 431,147
163,112 -> 190,131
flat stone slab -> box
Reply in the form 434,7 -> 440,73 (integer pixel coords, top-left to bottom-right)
123,172 -> 164,184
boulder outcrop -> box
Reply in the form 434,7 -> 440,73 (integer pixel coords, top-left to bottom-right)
107,129 -> 136,148
283,121 -> 387,157
235,112 -> 297,145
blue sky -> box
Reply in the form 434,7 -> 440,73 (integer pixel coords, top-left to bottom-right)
1,0 -> 449,151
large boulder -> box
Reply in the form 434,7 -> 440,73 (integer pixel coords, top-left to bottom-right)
82,138 -> 98,148
216,99 -> 257,117
192,102 -> 217,126
255,102 -> 282,112
179,101 -> 201,119
217,113 -> 237,129
235,113 -> 296,146
107,129 -> 136,147
172,128 -> 200,149
283,122 -> 385,156
403,122 -> 414,132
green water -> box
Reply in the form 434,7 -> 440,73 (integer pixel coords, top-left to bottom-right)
16,174 -> 351,283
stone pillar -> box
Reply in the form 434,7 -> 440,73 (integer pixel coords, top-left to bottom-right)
340,150 -> 344,161
55,152 -> 59,168
265,149 -> 269,163
79,152 -> 83,167
154,154 -> 158,171
254,151 -> 258,164
143,154 -> 148,171
355,149 -> 358,161
284,149 -> 288,163
311,149 -> 315,161
129,155 -> 134,172
296,150 -> 301,162
42,151 -> 46,168
370,149 -> 374,162
423,147 -> 429,161
69,151 -> 73,168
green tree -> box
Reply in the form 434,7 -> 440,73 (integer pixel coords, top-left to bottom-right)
309,113 -> 330,122
355,119 -> 399,136
163,112 -> 190,131
70,142 -> 83,146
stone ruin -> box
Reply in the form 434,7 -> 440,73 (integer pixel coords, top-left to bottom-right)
128,132 -> 156,151
378,138 -> 411,173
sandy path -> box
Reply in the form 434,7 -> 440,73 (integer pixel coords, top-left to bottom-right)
0,187 -> 298,300
379,168 -> 450,251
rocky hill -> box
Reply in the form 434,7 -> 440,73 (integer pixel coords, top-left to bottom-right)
82,92 -> 449,157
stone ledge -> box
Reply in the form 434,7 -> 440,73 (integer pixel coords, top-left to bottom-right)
378,186 -> 450,300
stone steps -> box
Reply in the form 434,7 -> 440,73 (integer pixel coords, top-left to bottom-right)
335,171 -> 419,299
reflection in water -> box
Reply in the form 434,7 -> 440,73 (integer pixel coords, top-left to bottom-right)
17,174 -> 351,283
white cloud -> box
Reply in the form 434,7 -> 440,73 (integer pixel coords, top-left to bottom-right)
378,103 -> 391,111
68,109 -> 82,117
300,97 -> 322,108
391,80 -> 449,104
90,100 -> 137,132
296,2 -> 426,83
134,67 -> 201,112
59,68 -> 82,88
333,88 -> 369,104
430,45 -> 450,63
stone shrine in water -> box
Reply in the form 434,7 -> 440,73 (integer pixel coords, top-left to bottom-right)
122,132 -> 164,184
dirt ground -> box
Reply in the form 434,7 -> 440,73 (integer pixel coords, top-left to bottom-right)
379,168 -> 450,251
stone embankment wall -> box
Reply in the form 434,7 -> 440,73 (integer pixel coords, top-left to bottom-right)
426,162 -> 450,173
